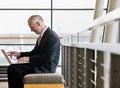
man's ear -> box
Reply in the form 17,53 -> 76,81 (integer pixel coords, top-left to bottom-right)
36,22 -> 40,26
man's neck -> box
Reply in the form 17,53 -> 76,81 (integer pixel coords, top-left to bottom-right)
40,26 -> 48,37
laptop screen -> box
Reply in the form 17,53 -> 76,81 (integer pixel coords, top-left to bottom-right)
1,49 -> 12,64
0,49 -> 11,65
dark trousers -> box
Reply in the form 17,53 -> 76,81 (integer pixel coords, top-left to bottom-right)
7,63 -> 36,88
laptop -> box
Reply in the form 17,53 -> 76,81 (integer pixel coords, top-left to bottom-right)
0,49 -> 28,64
0,49 -> 19,64
1,49 -> 13,64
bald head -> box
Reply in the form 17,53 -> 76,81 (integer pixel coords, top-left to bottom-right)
28,15 -> 46,34
28,15 -> 45,25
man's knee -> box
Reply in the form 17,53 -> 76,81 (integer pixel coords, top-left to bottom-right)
7,64 -> 18,74
7,64 -> 14,72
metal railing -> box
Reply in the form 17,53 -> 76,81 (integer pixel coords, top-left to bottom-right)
61,7 -> 120,88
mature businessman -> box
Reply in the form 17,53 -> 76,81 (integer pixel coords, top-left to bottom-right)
7,15 -> 60,88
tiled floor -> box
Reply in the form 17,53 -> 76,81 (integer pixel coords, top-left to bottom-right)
0,82 -> 8,88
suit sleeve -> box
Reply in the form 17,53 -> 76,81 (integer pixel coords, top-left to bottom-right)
19,40 -> 38,57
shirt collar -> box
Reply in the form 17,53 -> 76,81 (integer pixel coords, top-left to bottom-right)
40,26 -> 48,37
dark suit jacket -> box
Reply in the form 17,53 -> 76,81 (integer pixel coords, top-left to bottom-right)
19,27 -> 60,73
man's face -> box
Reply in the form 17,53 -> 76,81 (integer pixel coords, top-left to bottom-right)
28,20 -> 42,34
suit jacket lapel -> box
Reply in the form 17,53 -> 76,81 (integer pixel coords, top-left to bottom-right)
38,27 -> 51,46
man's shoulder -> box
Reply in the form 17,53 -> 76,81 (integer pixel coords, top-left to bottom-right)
45,28 -> 58,37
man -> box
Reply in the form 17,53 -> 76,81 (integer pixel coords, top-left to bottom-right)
7,15 -> 60,88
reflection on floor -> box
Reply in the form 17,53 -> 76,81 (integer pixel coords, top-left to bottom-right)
0,82 -> 8,88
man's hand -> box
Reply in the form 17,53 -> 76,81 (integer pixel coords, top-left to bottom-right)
7,51 -> 20,58
17,57 -> 29,63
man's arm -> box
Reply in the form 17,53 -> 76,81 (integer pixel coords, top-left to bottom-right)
29,34 -> 60,64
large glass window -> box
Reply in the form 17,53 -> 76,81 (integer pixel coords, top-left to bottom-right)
0,0 -> 109,34
53,11 -> 94,35
0,0 -> 50,8
53,0 -> 96,9
0,10 -> 51,34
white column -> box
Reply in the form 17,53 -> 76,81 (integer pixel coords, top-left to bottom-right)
90,0 -> 104,42
103,0 -> 120,43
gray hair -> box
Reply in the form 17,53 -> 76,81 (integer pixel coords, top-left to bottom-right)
28,15 -> 45,24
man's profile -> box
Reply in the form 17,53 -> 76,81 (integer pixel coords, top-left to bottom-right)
7,15 -> 60,88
